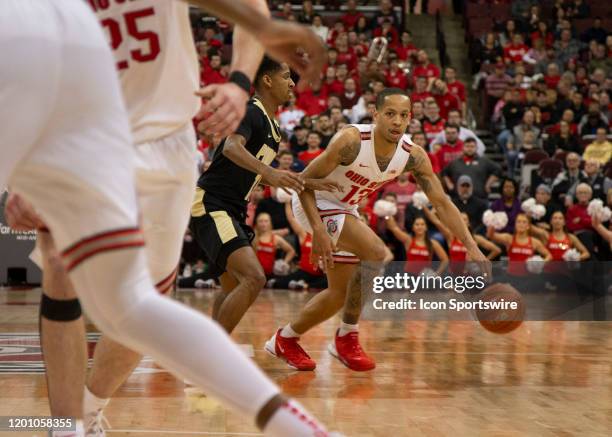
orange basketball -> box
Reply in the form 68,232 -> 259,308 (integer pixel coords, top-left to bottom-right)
476,283 -> 525,334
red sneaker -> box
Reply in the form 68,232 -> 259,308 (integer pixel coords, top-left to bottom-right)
328,329 -> 376,371
265,329 -> 316,371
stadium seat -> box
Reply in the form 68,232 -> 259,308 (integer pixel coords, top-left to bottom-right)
538,159 -> 564,180
553,149 -> 568,163
523,150 -> 549,165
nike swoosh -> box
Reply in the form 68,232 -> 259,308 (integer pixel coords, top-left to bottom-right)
359,164 -> 368,168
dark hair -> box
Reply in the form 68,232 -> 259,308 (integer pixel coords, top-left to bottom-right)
464,137 -> 477,144
444,122 -> 460,130
307,131 -> 321,139
412,217 -> 434,258
375,88 -> 410,109
278,150 -> 293,158
254,56 -> 283,88
501,177 -> 518,197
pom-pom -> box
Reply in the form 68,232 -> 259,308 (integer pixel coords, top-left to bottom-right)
373,199 -> 398,218
562,248 -> 581,262
483,210 -> 508,230
521,198 -> 536,213
526,255 -> 545,274
412,191 -> 430,210
273,259 -> 290,276
275,188 -> 295,204
531,204 -> 546,220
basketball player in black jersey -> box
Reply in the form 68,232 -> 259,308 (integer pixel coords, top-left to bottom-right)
191,57 -> 307,333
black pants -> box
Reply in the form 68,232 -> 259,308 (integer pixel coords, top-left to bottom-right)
272,269 -> 328,290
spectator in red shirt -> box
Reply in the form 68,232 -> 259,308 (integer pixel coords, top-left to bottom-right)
395,31 -> 418,61
431,79 -> 461,120
412,131 -> 441,173
341,0 -> 365,31
413,50 -> 440,79
298,132 -> 324,165
347,31 -> 368,58
335,63 -> 350,86
373,18 -> 399,47
544,62 -> 561,90
324,47 -> 339,71
444,66 -> 466,116
423,98 -> 446,142
201,53 -> 227,85
503,33 -> 529,64
434,124 -> 464,170
203,27 -> 223,49
531,21 -> 554,48
566,183 -> 594,232
411,76 -> 432,104
321,66 -> 344,97
340,77 -> 360,109
385,58 -> 408,89
297,82 -> 328,116
335,35 -> 358,71
327,21 -> 346,47
411,100 -> 425,124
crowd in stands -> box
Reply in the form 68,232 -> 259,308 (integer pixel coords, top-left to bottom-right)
181,0 -> 611,291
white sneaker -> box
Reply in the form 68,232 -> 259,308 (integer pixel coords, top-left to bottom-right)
84,409 -> 110,437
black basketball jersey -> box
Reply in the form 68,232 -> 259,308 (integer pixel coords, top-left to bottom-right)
197,97 -> 281,218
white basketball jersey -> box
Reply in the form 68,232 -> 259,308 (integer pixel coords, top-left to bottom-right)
91,0 -> 199,144
316,124 -> 414,210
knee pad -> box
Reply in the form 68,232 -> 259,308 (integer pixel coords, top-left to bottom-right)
40,293 -> 82,321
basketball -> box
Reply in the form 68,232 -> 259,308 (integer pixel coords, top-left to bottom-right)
476,283 -> 526,334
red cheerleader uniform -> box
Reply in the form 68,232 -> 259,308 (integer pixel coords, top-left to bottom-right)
448,237 -> 467,274
405,239 -> 431,274
256,235 -> 276,276
507,236 -> 534,276
299,234 -> 322,276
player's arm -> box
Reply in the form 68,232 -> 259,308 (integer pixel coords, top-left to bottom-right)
298,126 -> 361,269
196,0 -> 268,138
284,202 -> 307,240
276,236 -> 296,263
222,118 -> 304,192
187,0 -> 324,88
422,206 -> 452,243
406,144 -> 491,275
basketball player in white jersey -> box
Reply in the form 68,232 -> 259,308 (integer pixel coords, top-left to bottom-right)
2,1 -> 342,436
265,88 -> 491,371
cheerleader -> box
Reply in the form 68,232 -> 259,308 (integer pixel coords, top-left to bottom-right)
253,213 -> 296,278
423,208 -> 501,274
386,215 -> 448,275
487,213 -> 552,287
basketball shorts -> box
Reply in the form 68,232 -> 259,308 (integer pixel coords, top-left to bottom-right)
190,189 -> 255,277
291,194 -> 359,264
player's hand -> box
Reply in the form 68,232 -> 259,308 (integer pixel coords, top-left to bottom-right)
264,168 -> 305,193
310,230 -> 336,272
466,247 -> 492,282
258,20 -> 325,91
305,178 -> 342,193
195,83 -> 249,138
4,193 -> 46,231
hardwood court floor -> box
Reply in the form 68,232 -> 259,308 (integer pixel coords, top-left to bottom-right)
1,288 -> 611,437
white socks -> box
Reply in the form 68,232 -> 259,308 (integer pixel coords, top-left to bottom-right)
338,322 -> 358,337
51,420 -> 83,437
280,324 -> 300,338
264,399 -> 329,437
83,385 -> 109,418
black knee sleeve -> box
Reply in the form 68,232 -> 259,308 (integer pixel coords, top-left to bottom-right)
40,293 -> 82,321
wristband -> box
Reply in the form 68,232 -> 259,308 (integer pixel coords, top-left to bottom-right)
229,71 -> 252,94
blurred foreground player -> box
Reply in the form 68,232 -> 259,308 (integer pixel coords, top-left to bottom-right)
2,1 -> 341,436
266,88 -> 490,371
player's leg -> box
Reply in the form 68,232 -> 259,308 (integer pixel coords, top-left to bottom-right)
215,272 -> 237,320
216,246 -> 266,333
328,214 -> 389,371
84,133 -> 198,431
265,263 -> 355,371
37,233 -> 88,421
